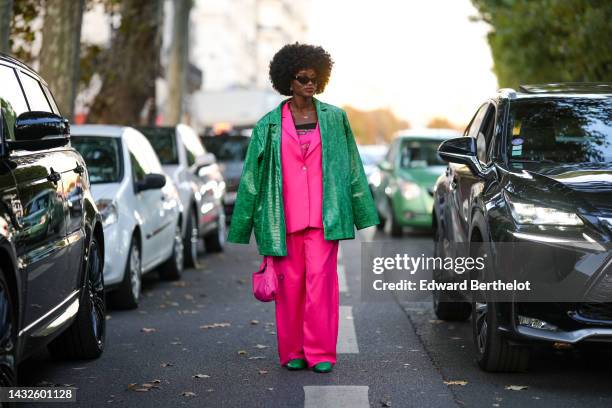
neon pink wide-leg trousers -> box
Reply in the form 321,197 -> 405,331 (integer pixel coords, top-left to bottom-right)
272,228 -> 339,367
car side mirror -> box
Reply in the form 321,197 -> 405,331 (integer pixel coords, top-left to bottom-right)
200,152 -> 216,167
136,173 -> 166,192
8,111 -> 70,151
378,160 -> 393,172
196,153 -> 217,177
437,137 -> 486,178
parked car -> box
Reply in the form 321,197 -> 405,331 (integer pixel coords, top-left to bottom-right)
374,129 -> 460,236
433,84 -> 612,372
0,54 -> 105,384
358,144 -> 388,196
138,125 -> 226,266
71,125 -> 184,308
201,133 -> 251,221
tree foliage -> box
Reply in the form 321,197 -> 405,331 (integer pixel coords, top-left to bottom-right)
9,0 -> 43,63
343,106 -> 410,145
427,117 -> 462,131
471,0 -> 612,88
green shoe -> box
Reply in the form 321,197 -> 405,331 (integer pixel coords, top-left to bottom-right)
312,362 -> 333,373
285,358 -> 307,370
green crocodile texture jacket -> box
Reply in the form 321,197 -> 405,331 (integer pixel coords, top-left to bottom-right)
227,98 -> 379,256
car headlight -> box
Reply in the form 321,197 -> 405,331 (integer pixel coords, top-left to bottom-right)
96,199 -> 118,227
368,171 -> 382,188
399,180 -> 421,200
505,194 -> 582,226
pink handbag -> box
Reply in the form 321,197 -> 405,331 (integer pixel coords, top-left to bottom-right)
252,256 -> 277,302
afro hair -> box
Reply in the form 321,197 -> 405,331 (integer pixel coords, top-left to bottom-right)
269,43 -> 334,96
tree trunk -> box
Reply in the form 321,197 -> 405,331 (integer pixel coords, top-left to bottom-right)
0,0 -> 13,54
38,0 -> 84,120
165,0 -> 192,125
88,0 -> 162,125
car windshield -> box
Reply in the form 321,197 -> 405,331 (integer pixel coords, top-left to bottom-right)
71,136 -> 122,184
507,98 -> 612,164
138,127 -> 179,165
399,139 -> 445,168
202,136 -> 250,161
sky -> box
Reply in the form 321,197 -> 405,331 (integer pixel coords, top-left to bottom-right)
307,0 -> 499,128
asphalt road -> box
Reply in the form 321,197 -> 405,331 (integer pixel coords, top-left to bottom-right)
18,228 -> 612,407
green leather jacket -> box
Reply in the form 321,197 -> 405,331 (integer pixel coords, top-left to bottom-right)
227,98 -> 379,256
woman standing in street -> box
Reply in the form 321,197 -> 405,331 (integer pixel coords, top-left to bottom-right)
227,43 -> 378,373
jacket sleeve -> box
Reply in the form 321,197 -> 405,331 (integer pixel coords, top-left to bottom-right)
342,111 -> 380,229
227,126 -> 264,244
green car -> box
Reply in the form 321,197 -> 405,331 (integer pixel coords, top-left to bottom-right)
373,130 -> 460,236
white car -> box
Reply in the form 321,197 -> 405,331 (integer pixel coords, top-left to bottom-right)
71,125 -> 184,309
138,124 -> 226,266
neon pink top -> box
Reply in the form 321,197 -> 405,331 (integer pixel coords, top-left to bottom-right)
280,102 -> 324,234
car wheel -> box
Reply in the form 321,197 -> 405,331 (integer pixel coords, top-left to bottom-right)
109,237 -> 141,310
204,210 -> 225,253
385,199 -> 402,237
48,236 -> 105,359
159,222 -> 184,281
0,269 -> 17,386
471,242 -> 530,372
184,210 -> 199,268
432,222 -> 471,321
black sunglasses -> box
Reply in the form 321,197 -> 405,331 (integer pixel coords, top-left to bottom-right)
294,75 -> 318,85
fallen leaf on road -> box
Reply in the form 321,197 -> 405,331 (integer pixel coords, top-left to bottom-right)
254,344 -> 268,349
429,320 -> 444,324
505,385 -> 528,391
236,278 -> 246,284
151,379 -> 162,384
444,380 -> 468,386
193,373 -> 210,379
251,320 -> 259,325
238,350 -> 247,355
141,328 -> 156,333
267,387 -> 274,391
381,400 -> 392,407
182,391 -> 197,397
172,281 -> 187,287
200,322 -> 231,329
160,362 -> 174,367
258,370 -> 268,375
128,383 -> 148,392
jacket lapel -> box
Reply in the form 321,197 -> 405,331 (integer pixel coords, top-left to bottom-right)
314,98 -> 329,161
280,101 -> 300,144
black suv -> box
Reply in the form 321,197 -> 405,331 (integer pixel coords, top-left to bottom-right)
432,83 -> 612,372
0,54 -> 105,384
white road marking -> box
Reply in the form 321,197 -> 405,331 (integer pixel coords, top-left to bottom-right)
337,306 -> 359,353
337,263 -> 348,293
337,246 -> 348,293
304,386 -> 369,408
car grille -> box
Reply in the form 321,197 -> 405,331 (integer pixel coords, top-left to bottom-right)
577,303 -> 612,322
